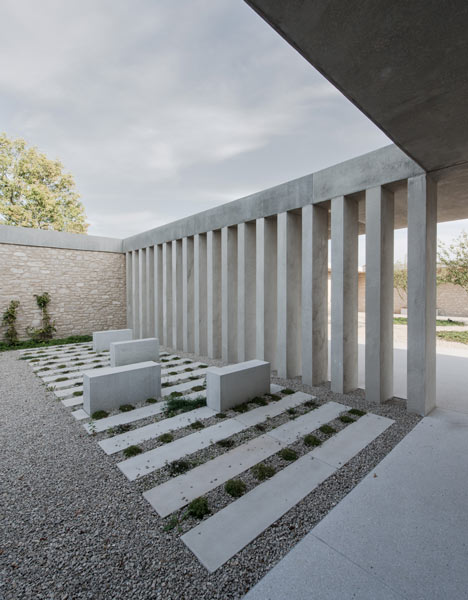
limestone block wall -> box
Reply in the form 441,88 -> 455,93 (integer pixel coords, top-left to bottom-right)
0,243 -> 126,339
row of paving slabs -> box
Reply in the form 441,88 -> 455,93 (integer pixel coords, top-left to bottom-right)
19,342 -> 394,572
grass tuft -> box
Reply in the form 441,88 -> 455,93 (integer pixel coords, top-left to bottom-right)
168,459 -> 191,476
119,404 -> 134,412
187,497 -> 209,519
251,463 -> 276,481
233,402 -> 249,413
123,445 -> 142,458
304,434 -> 321,447
215,412 -> 227,419
190,420 -> 204,430
279,448 -> 298,461
281,388 -> 295,395
339,415 -> 355,424
91,410 -> 109,420
164,396 -> 206,417
158,433 -> 174,444
73,391 -> 83,397
319,424 -> 336,435
225,478 -> 247,498
216,438 -> 234,448
146,397 -> 157,404
349,408 -> 366,416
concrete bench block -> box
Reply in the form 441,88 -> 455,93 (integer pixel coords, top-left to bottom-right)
206,360 -> 270,412
93,329 -> 133,352
83,361 -> 161,415
110,337 -> 159,367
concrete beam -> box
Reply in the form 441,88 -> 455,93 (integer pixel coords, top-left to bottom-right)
407,175 -> 437,415
110,338 -> 159,368
237,222 -> 256,362
221,226 -> 238,363
194,233 -> 208,356
277,212 -> 302,379
207,230 -> 221,358
302,204 -> 328,386
182,237 -> 194,353
331,196 -> 358,393
365,186 -> 394,403
256,217 -> 277,369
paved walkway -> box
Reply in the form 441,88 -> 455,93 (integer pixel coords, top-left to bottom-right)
244,407 -> 468,600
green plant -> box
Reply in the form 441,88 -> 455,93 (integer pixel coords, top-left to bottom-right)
168,459 -> 191,476
163,515 -> 179,531
216,438 -> 234,448
304,434 -> 321,447
123,445 -> 142,458
146,397 -> 157,404
215,412 -> 227,419
91,410 -> 109,420
73,391 -> 83,397
119,404 -> 134,412
170,391 -> 183,398
251,396 -> 268,406
190,420 -> 204,430
164,396 -> 206,417
2,300 -> 20,345
191,385 -> 205,392
183,360 -> 192,364
233,402 -> 250,413
339,415 -> 355,424
54,377 -> 68,382
168,371 -> 178,375
0,334 -> 91,353
187,497 -> 209,519
319,424 -> 336,434
279,448 -> 298,461
27,292 -> 56,342
184,367 -> 194,372
287,408 -> 297,416
225,478 -> 247,498
57,364 -> 66,368
304,400 -> 317,409
266,393 -> 280,401
108,424 -> 131,435
251,463 -> 276,481
255,424 -> 265,432
281,388 -> 295,395
348,408 -> 366,417
158,433 -> 174,443
437,331 -> 468,344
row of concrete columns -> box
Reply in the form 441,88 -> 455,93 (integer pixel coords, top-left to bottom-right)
126,174 -> 437,416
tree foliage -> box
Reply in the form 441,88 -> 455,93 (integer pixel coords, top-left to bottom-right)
0,132 -> 88,233
393,260 -> 408,303
438,232 -> 468,294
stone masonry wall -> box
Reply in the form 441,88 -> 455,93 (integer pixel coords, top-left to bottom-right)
0,243 -> 126,340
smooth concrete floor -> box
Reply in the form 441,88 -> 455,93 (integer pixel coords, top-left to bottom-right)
244,408 -> 468,600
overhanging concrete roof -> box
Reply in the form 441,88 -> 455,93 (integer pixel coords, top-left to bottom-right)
244,0 -> 468,174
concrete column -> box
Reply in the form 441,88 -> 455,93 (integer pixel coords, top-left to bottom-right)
132,250 -> 140,338
126,252 -> 132,329
207,230 -> 221,358
154,245 -> 163,340
302,204 -> 328,386
172,239 -> 183,349
407,174 -> 437,415
277,211 -> 302,379
138,248 -> 147,339
256,216 -> 277,369
146,246 -> 155,338
182,236 -> 195,352
162,242 -> 172,347
221,226 -> 238,363
237,222 -> 256,361
331,196 -> 358,393
365,186 -> 394,403
194,233 -> 207,356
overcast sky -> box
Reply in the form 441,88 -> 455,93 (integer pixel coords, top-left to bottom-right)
1,0 -> 466,263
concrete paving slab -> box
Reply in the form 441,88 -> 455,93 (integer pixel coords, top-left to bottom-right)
61,396 -> 83,407
71,409 -> 89,421
99,406 -> 216,454
118,419 -> 246,481
83,402 -> 168,433
55,386 -> 83,399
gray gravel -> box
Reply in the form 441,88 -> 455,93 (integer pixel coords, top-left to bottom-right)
1,345 -> 420,600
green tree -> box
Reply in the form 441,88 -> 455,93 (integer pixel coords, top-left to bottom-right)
394,260 -> 408,303
438,232 -> 468,294
0,132 -> 88,233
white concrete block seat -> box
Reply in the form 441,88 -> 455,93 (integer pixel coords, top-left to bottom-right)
206,360 -> 270,412
110,337 -> 159,367
93,328 -> 133,352
83,361 -> 161,416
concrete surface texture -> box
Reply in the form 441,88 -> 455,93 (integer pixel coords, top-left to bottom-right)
206,360 -> 270,411
82,361 -> 161,415
244,408 -> 468,600
110,337 -> 159,367
92,328 -> 133,352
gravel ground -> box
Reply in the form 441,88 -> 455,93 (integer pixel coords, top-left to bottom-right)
1,345 -> 420,600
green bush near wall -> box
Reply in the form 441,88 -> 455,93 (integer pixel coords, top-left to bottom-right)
0,334 -> 92,353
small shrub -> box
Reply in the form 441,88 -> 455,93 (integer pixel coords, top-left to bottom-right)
287,408 -> 297,415
73,391 -> 83,397
225,478 -> 246,498
233,402 -> 249,413
187,497 -> 209,519
123,445 -> 142,458
266,393 -> 281,401
279,448 -> 298,461
164,396 -> 206,416
109,424 -> 131,435
216,438 -> 234,448
199,364 -> 208,368
251,396 -> 268,406
170,391 -> 183,398
190,420 -> 204,430
183,360 -> 192,364
57,364 -> 66,369
215,412 -> 227,419
168,371 -> 178,375
146,397 -> 157,404
349,408 -> 366,416
169,459 -> 191,476
339,415 -> 355,424
2,300 -> 20,345
191,385 -> 204,392
255,424 -> 265,432
119,404 -> 134,412
184,367 -> 194,372
304,400 -> 317,409
158,433 -> 174,443
55,377 -> 68,382
27,292 -> 56,342
304,434 -> 321,447
91,410 -> 108,420
252,463 -> 275,481
319,424 -> 336,435
76,362 -> 85,366
281,388 -> 295,395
